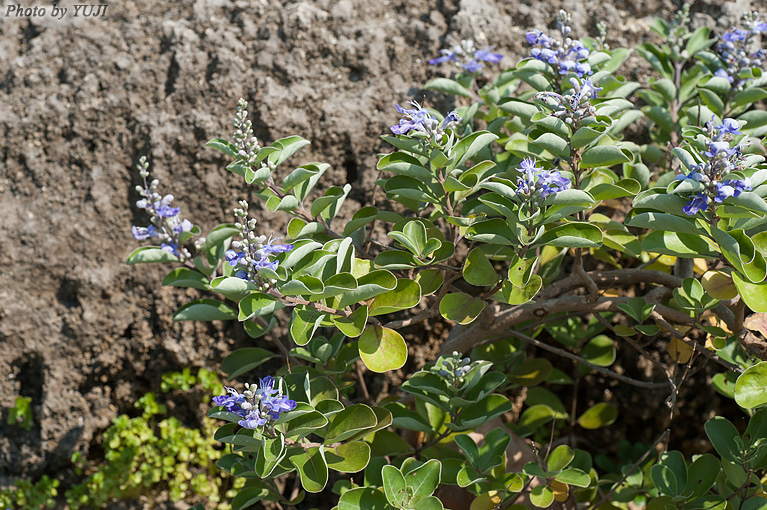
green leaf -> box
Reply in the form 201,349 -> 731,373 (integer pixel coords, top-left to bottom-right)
173,299 -> 237,321
452,131 -> 499,169
162,268 -> 209,290
732,272 -> 767,312
451,394 -> 512,431
382,465 -> 408,507
238,292 -> 285,321
537,222 -> 603,248
405,459 -> 441,500
290,307 -> 326,346
577,402 -> 618,429
326,404 -> 378,443
547,445 -> 574,472
531,132 -> 570,157
704,416 -> 741,463
580,335 -> 616,368
463,248 -> 500,286
500,276 -> 542,305
267,135 -> 311,168
424,77 -> 473,98
465,218 -> 518,245
530,485 -> 554,508
580,145 -> 632,168
735,361 -> 767,409
439,293 -> 486,325
626,212 -> 701,235
359,325 -> 407,373
337,270 -> 398,309
333,305 -> 368,338
337,487 -> 396,510
733,88 -> 767,108
231,487 -> 268,510
206,138 -> 238,158
641,230 -> 719,259
325,441 -> 371,473
508,357 -> 552,386
554,467 -> 591,487
127,246 -> 179,264
685,454 -> 720,499
650,464 -> 679,497
288,447 -> 328,493
415,269 -> 444,296
368,279 -> 421,316
221,348 -> 277,380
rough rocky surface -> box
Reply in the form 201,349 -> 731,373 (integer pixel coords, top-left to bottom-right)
0,0 -> 754,498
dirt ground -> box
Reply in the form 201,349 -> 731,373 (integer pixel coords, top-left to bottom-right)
0,0 -> 754,499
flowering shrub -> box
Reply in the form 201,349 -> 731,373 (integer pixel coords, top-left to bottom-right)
129,7 -> 767,510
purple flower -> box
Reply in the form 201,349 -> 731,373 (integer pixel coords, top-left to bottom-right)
161,242 -> 179,256
260,239 -> 294,256
683,192 -> 710,215
675,171 -> 707,182
212,387 -> 247,417
462,60 -> 484,73
704,141 -> 737,158
474,47 -> 503,64
756,22 -> 767,32
722,29 -> 747,42
253,259 -> 279,271
515,157 -> 571,199
580,78 -> 602,99
574,62 -> 592,77
390,102 -> 433,135
428,49 -> 459,66
225,249 -> 246,267
714,182 -> 736,202
567,41 -> 590,60
238,410 -> 267,429
715,68 -> 734,84
722,178 -> 751,196
263,395 -> 297,421
172,219 -> 194,235
131,225 -> 157,240
715,118 -> 743,136
537,170 -> 572,198
442,111 -> 460,130
234,270 -> 250,280
254,376 -> 279,400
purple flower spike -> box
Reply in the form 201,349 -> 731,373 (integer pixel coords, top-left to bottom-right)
474,47 -> 503,64
683,193 -> 710,215
715,118 -> 743,136
238,410 -> 267,429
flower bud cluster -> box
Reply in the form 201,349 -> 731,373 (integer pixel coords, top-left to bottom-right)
515,157 -> 571,202
212,376 -> 297,430
535,77 -> 602,128
224,200 -> 294,281
233,99 -> 262,168
432,352 -> 477,387
390,101 -> 460,142
715,12 -> 767,89
675,117 -> 751,215
131,157 -> 194,259
526,10 -> 592,78
428,39 -> 503,74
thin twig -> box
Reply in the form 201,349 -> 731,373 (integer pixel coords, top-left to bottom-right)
506,330 -> 669,389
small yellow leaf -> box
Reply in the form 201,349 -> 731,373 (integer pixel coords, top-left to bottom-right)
551,480 -> 570,502
693,258 -> 709,275
470,491 -> 501,510
702,270 -> 738,300
668,337 -> 694,364
613,325 -> 637,336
